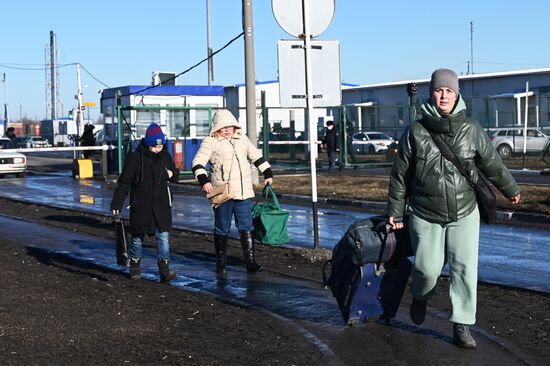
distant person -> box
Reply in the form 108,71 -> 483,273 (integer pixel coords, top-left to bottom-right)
192,109 -> 273,275
321,120 -> 344,172
6,127 -> 16,141
387,68 -> 521,349
80,124 -> 96,159
111,123 -> 180,283
345,121 -> 357,164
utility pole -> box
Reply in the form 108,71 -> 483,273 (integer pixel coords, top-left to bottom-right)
206,0 -> 214,85
76,63 -> 84,150
50,31 -> 57,119
243,0 -> 259,183
470,21 -> 474,74
2,73 -> 8,135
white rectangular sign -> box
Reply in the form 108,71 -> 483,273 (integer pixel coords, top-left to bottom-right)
277,39 -> 341,108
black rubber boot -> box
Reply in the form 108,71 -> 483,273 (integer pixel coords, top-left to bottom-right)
157,259 -> 177,283
129,258 -> 141,280
410,298 -> 427,325
240,231 -> 263,274
214,234 -> 228,274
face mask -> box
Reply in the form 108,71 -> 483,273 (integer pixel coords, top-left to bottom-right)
327,126 -> 334,130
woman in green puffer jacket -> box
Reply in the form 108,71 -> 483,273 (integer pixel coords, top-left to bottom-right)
387,68 -> 521,349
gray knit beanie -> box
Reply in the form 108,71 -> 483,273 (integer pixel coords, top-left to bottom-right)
430,68 -> 459,95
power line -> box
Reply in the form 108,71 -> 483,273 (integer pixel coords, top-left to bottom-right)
79,64 -> 110,88
1,30 -> 244,100
121,31 -> 244,98
0,63 -> 75,71
0,62 -> 110,88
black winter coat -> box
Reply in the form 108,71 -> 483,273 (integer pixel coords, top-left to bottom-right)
111,141 -> 180,235
322,128 -> 340,152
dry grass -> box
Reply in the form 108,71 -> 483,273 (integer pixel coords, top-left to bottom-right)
259,174 -> 550,215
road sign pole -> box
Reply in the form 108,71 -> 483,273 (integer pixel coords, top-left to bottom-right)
272,0 -> 335,249
302,0 -> 320,249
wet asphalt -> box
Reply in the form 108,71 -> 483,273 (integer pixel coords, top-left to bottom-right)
0,170 -> 548,364
0,213 -> 537,366
1,173 -> 549,293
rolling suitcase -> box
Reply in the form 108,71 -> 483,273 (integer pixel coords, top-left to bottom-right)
323,216 -> 412,325
344,258 -> 412,325
113,214 -> 129,267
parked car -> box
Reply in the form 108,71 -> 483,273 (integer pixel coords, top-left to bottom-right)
15,136 -> 51,148
0,137 -> 26,178
489,127 -> 550,157
27,136 -> 52,148
351,131 -> 396,154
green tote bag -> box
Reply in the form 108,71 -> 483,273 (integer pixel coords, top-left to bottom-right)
251,184 -> 289,246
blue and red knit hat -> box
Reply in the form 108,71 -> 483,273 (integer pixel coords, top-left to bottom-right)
144,123 -> 166,146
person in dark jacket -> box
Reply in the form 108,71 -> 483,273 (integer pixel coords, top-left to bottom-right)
387,68 -> 521,349
321,120 -> 344,172
6,127 -> 16,141
80,124 -> 96,159
111,123 -> 180,282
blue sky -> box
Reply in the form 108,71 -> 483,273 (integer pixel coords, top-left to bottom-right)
1,0 -> 549,121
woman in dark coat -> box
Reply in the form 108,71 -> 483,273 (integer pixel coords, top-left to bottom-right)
111,123 -> 180,282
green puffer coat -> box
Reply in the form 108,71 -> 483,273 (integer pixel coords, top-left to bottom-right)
388,98 -> 519,223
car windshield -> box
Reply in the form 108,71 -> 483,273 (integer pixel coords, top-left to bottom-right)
367,133 -> 391,140
0,139 -> 15,149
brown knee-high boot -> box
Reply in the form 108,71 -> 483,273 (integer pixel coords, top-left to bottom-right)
214,234 -> 228,274
240,231 -> 262,273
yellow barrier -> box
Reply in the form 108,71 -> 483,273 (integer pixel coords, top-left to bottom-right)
72,159 -> 94,179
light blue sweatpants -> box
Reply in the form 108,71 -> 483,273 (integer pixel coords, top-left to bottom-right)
409,207 -> 480,325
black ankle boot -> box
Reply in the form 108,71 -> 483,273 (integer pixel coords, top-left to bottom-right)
214,234 -> 228,274
240,231 -> 262,273
157,259 -> 176,283
129,258 -> 141,280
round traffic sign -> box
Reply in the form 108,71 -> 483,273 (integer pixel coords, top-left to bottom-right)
272,0 -> 335,38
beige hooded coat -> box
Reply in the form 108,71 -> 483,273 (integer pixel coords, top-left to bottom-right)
192,110 -> 271,200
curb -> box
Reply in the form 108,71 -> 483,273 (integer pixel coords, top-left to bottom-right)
509,168 -> 550,176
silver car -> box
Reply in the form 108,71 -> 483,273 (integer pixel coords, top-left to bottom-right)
351,131 -> 395,154
0,138 -> 26,177
489,127 -> 550,157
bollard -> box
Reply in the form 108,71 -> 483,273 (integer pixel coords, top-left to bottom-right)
72,158 -> 94,179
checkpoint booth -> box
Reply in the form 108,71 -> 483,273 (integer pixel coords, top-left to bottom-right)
100,84 -> 225,174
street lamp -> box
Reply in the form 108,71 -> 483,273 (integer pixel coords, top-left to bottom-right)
18,102 -> 22,121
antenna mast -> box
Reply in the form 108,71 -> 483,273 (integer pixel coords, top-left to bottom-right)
470,21 -> 474,74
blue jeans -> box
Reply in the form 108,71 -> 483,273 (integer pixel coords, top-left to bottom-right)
214,199 -> 253,235
129,229 -> 170,261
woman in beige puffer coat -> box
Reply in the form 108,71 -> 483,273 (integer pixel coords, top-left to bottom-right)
192,109 -> 273,275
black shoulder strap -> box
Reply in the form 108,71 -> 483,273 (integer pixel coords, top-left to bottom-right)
425,129 -> 476,187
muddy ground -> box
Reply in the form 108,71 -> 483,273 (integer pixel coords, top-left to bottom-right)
0,197 -> 548,365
